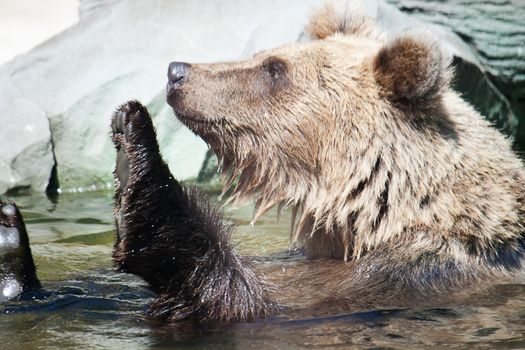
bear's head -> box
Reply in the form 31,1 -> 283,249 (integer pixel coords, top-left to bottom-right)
167,1 -> 456,260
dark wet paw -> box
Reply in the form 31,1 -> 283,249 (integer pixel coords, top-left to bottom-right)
111,101 -> 163,247
111,100 -> 145,133
0,202 -> 22,232
111,101 -> 160,191
0,201 -> 40,301
111,100 -> 156,147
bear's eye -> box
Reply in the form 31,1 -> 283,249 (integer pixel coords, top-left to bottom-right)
262,58 -> 286,80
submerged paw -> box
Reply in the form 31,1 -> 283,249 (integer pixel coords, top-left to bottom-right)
0,204 -> 25,302
0,201 -> 41,300
0,202 -> 25,255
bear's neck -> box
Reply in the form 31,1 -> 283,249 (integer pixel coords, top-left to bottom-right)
217,117 -> 457,261
297,113 -> 461,261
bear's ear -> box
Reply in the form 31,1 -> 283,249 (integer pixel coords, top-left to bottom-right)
306,0 -> 383,40
373,34 -> 451,104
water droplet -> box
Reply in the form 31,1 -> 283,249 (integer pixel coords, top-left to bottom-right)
2,280 -> 21,298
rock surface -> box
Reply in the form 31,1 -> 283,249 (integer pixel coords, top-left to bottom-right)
1,0 -> 524,195
0,0 -> 324,194
0,77 -> 54,195
388,0 -> 525,148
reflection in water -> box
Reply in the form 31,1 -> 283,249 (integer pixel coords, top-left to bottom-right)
0,191 -> 525,349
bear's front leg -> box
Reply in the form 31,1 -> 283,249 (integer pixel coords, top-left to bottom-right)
111,101 -> 276,322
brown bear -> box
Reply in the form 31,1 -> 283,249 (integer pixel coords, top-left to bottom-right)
166,1 -> 525,266
110,1 -> 525,322
2,1 -> 524,324
161,0 -> 525,313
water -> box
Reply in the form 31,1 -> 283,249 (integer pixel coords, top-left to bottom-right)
1,191 -> 525,349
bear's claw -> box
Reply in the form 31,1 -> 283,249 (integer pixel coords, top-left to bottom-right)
111,100 -> 157,148
111,100 -> 146,135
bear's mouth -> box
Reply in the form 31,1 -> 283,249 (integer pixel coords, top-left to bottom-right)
174,113 -> 214,137
175,111 -> 210,125
173,110 -> 228,139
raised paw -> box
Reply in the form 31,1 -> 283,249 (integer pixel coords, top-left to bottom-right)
111,100 -> 158,152
111,101 -> 178,258
0,202 -> 41,301
111,101 -> 163,192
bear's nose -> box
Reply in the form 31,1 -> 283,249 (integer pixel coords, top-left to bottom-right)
168,62 -> 190,86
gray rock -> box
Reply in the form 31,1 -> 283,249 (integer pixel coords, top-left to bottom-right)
0,75 -> 54,194
1,0 -> 324,194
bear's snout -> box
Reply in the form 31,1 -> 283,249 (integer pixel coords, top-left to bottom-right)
166,61 -> 191,110
167,61 -> 190,88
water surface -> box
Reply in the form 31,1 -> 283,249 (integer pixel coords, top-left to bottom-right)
1,191 -> 525,349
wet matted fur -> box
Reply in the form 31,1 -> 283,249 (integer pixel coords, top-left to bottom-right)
166,1 -> 525,275
111,101 -> 276,322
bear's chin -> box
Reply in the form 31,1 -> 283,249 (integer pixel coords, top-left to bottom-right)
171,109 -> 234,156
171,108 -> 214,132
174,111 -> 210,125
